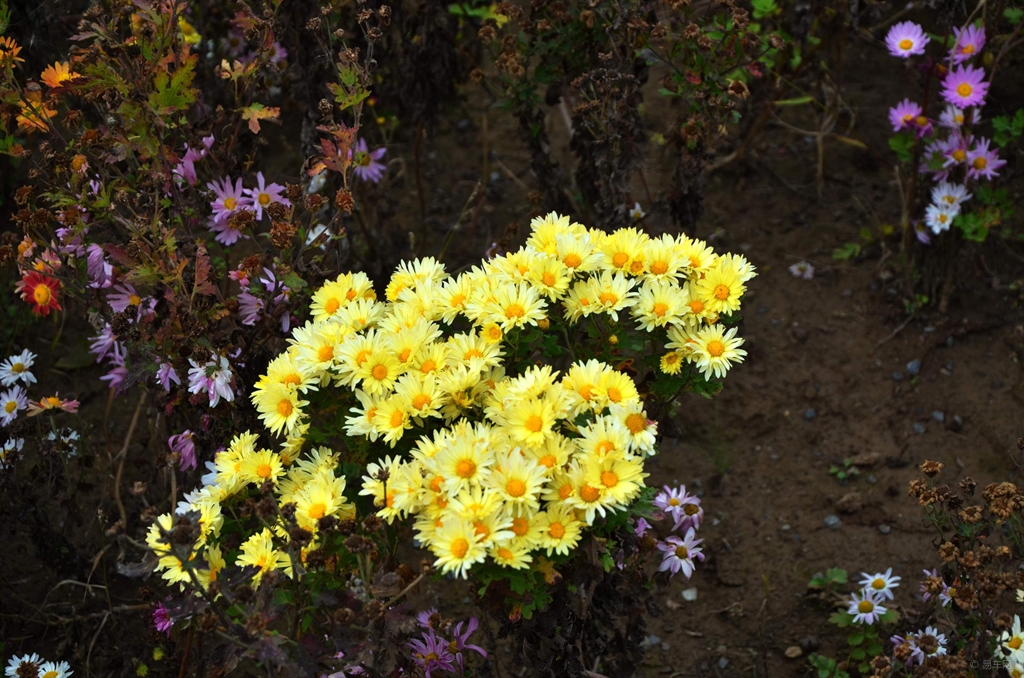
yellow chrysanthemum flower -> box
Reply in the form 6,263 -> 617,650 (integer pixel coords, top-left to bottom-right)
535,506 -> 583,556
430,516 -> 486,578
688,324 -> 747,380
239,448 -> 286,486
236,528 -> 292,587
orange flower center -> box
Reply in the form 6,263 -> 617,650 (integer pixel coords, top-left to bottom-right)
525,415 -> 543,433
563,253 -> 582,268
224,197 -> 237,210
688,299 -> 705,313
258,193 -> 271,206
898,38 -> 913,50
650,260 -> 668,275
599,292 -> 618,305
548,522 -> 565,539
451,538 -> 469,558
456,459 -> 477,479
505,303 -> 525,319
371,364 -> 388,380
539,454 -> 556,468
580,484 -> 601,502
707,340 -> 725,357
512,518 -> 529,536
653,302 -> 669,317
713,284 -> 730,300
33,284 -> 52,305
857,600 -> 874,614
256,463 -> 272,479
308,502 -> 326,520
318,345 -> 334,362
541,272 -> 556,286
606,387 -> 622,402
953,149 -> 967,162
612,252 -> 629,268
324,297 -> 340,314
973,157 -> 987,170
389,409 -> 404,427
498,547 -> 514,560
601,471 -> 618,488
956,83 -> 973,98
624,413 -> 646,434
412,394 -> 431,410
277,400 -> 293,416
506,479 -> 527,497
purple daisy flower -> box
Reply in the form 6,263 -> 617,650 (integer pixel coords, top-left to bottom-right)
156,358 -> 180,392
153,603 -> 173,636
950,24 -> 985,64
888,99 -> 922,132
634,517 -> 652,537
941,65 -> 989,108
913,221 -> 931,244
966,137 -> 1006,179
100,353 -> 128,391
237,291 -> 264,325
886,21 -> 928,58
416,607 -> 439,629
941,133 -> 972,169
89,323 -> 122,363
86,243 -> 114,289
450,617 -> 487,666
208,217 -> 249,247
350,139 -> 387,183
244,171 -> 291,221
107,283 -> 144,314
207,175 -> 251,223
408,628 -> 456,678
169,430 -> 197,471
656,527 -> 704,578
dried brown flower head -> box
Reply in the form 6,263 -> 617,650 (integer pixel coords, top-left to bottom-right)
919,460 -> 944,477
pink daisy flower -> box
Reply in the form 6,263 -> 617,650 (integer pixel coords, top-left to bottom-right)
950,24 -> 985,64
886,21 -> 928,58
656,528 -> 704,578
244,171 -> 290,221
941,65 -> 989,108
966,137 -> 1006,179
207,175 -> 251,223
888,99 -> 921,132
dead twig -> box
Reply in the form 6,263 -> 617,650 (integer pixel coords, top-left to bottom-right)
114,392 -> 148,533
875,313 -> 916,350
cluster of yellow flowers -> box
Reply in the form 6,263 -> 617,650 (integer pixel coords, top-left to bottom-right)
149,213 -> 754,585
147,433 -> 357,588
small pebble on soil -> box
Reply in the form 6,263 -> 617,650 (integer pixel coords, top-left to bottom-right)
824,514 -> 842,530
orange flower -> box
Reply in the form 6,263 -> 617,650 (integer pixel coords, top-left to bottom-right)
40,61 -> 79,88
16,90 -> 56,133
0,37 -> 24,67
18,271 -> 62,316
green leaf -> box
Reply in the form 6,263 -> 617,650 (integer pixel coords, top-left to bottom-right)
826,568 -> 847,584
751,0 -> 778,19
1005,7 -> 1023,24
848,633 -> 864,646
832,243 -> 860,261
147,56 -> 198,116
888,132 -> 915,163
850,648 -> 866,660
772,96 -> 813,106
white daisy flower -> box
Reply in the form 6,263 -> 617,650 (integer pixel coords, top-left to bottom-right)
925,203 -> 958,234
847,590 -> 886,625
628,202 -> 645,222
930,182 -> 972,210
38,661 -> 73,678
0,385 -> 28,426
858,567 -> 901,601
6,654 -> 42,678
0,349 -> 37,386
0,437 -> 25,469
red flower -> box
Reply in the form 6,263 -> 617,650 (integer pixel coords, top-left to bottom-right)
18,271 -> 62,316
